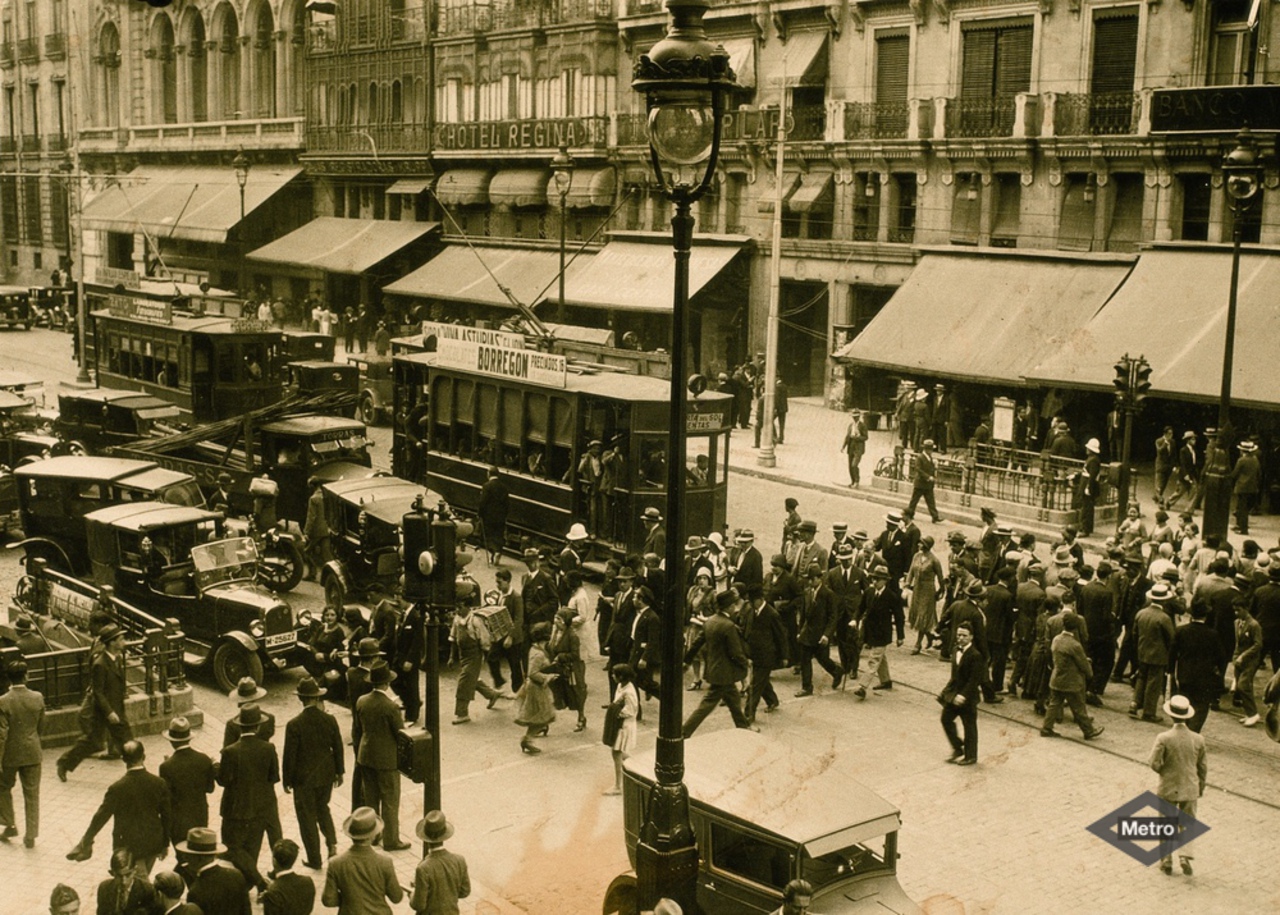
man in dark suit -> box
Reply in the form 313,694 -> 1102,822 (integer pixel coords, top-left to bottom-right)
69,740 -> 171,875
853,565 -> 898,698
983,568 -> 1016,698
95,848 -> 159,915
157,716 -> 215,848
639,552 -> 667,615
941,622 -> 985,765
0,659 -> 44,847
604,567 -> 638,700
731,529 -> 764,596
682,589 -> 754,737
628,587 -> 662,701
353,664 -> 409,851
1232,440 -> 1262,534
1171,606 -> 1226,733
795,564 -> 845,696
521,551 -> 561,663
262,839 -> 317,915
392,599 -> 425,725
283,678 -> 344,869
1078,562 -> 1118,703
177,828 -> 252,915
764,553 -> 804,664
741,592 -> 788,722
222,677 -> 276,745
154,869 -> 202,915
58,624 -> 131,782
905,439 -> 942,523
218,704 -> 280,891
824,542 -> 868,679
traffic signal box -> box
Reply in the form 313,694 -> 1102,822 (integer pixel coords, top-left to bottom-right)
401,506 -> 476,606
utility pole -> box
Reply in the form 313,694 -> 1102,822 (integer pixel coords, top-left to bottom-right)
1111,353 -> 1151,524
758,57 -> 788,468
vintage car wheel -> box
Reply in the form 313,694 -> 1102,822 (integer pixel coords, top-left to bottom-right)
323,574 -> 346,611
359,393 -> 377,426
211,641 -> 265,693
602,874 -> 638,915
259,540 -> 305,593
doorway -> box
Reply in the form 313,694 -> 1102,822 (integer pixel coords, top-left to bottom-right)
777,279 -> 828,396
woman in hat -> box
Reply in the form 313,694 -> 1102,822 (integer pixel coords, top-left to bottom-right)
603,663 -> 639,796
908,536 -> 944,655
684,570 -> 716,690
514,623 -> 558,755
551,599 -> 589,733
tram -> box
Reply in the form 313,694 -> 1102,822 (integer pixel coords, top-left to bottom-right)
392,343 -> 733,556
86,290 -> 283,425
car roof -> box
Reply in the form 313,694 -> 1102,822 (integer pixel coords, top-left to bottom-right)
116,467 -> 198,492
259,414 -> 365,435
0,370 -> 42,389
624,730 -> 902,856
289,360 -> 350,370
85,501 -> 221,531
323,476 -> 431,525
15,456 -> 158,481
61,389 -> 168,407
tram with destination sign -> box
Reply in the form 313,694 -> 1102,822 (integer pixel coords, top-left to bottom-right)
86,289 -> 284,425
391,338 -> 734,556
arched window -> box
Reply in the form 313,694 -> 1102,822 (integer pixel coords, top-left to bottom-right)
336,84 -> 347,125
391,80 -> 403,123
182,9 -> 208,122
97,22 -> 121,128
149,13 -> 177,124
214,3 -> 240,120
288,0 -> 306,115
248,0 -> 275,118
367,81 -> 378,125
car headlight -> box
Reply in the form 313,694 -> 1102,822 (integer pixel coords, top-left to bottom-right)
250,620 -> 265,638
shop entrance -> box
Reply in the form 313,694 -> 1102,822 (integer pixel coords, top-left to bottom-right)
778,279 -> 829,396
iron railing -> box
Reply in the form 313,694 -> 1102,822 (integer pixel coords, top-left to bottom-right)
0,42 -> 13,66
44,33 -> 67,59
16,37 -> 37,63
844,101 -> 909,140
789,105 -> 827,141
947,96 -> 1018,138
1054,91 -> 1139,136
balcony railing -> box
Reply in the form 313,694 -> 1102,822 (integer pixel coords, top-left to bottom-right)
625,0 -> 730,13
306,123 -> 431,153
44,32 -> 67,59
788,105 -> 827,141
79,117 -> 305,153
947,95 -> 1018,138
0,136 -> 13,153
0,42 -> 12,66
844,101 -> 909,140
16,36 -> 38,62
1053,91 -> 1139,137
45,133 -> 67,152
558,0 -> 616,20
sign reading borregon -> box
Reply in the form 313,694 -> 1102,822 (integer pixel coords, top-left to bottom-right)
1150,85 -> 1280,132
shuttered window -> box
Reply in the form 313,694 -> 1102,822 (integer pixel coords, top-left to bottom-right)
876,32 -> 910,137
991,174 -> 1021,247
1058,175 -> 1096,252
1106,173 -> 1144,252
959,20 -> 1032,135
1091,11 -> 1139,95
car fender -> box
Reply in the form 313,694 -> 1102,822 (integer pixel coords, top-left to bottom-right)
322,559 -> 352,593
602,873 -> 638,915
217,630 -> 261,657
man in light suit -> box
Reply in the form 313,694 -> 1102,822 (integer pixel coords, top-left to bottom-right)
1149,695 -> 1208,876
218,704 -> 281,892
0,660 -> 44,847
352,664 -> 409,851
283,678 -> 344,869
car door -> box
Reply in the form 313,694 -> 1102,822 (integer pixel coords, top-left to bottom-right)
699,818 -> 792,914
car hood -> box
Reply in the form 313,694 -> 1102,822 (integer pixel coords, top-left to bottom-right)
205,583 -> 285,612
311,462 -> 376,484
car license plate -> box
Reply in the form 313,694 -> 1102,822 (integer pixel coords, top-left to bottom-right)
264,632 -> 296,649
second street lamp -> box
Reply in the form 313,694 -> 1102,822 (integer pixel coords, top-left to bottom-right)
1203,129 -> 1261,541
232,147 -> 250,296
551,146 -> 575,319
632,0 -> 736,910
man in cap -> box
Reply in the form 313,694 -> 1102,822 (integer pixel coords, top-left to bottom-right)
68,740 -> 171,876
0,659 -> 44,847
283,677 -> 345,869
57,623 -> 130,783
218,704 -> 280,891
732,529 -> 764,595
1232,440 -> 1262,534
940,621 -> 983,765
841,409 -> 868,487
906,439 -> 943,524
1148,696 -> 1207,876
795,564 -> 844,696
410,810 -> 471,915
11,616 -> 45,655
1040,614 -> 1104,740
353,663 -> 409,851
322,807 -> 404,913
853,565 -> 897,699
158,716 -> 215,849
261,839 -> 316,915
682,588 -> 754,737
178,827 -> 252,915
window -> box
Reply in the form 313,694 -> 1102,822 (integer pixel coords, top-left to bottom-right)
53,79 -> 65,138
699,179 -> 720,233
724,173 -> 746,233
1178,174 -> 1211,241
875,31 -> 910,138
853,173 -> 879,241
950,174 -> 982,245
991,174 -> 1021,247
50,177 -> 67,247
1209,0 -> 1253,85
1058,173 -> 1096,252
1106,173 -> 1144,252
889,173 -> 917,243
561,68 -> 579,118
3,86 -> 14,140
0,176 -> 17,243
22,0 -> 33,37
26,81 -> 37,137
22,175 -> 40,242
958,19 -> 1033,136
1090,10 -> 1138,133
708,823 -> 791,891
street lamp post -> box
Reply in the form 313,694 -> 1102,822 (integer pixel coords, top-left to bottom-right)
232,147 -> 250,296
551,146 -> 575,321
633,1 -> 735,910
1203,129 -> 1261,541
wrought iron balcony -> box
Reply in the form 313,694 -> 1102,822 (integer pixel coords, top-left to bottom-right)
44,33 -> 67,59
947,95 -> 1018,139
0,42 -> 12,66
0,136 -> 15,154
616,112 -> 647,147
787,105 -> 826,142
16,37 -> 38,63
843,101 -> 909,140
1053,91 -> 1139,137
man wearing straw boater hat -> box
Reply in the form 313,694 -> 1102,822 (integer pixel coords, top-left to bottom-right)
1148,695 -> 1207,876
322,807 -> 404,913
158,716 -> 215,848
177,826 -> 251,913
283,677 -> 344,869
410,810 -> 471,914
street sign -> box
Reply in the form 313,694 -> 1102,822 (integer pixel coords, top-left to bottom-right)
1150,85 -> 1280,133
435,337 -> 568,388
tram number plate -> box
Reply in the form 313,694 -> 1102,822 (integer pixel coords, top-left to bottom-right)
264,632 -> 297,649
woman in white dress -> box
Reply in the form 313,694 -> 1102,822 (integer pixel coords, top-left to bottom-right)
605,663 -> 639,796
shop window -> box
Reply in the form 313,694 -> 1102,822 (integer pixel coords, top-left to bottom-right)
1178,174 -> 1211,241
1058,174 -> 1096,252
991,174 -> 1021,247
1106,173 -> 1144,251
950,175 -> 981,245
889,174 -> 917,243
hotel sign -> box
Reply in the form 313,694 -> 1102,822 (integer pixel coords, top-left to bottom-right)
435,337 -> 567,388
1150,86 -> 1280,132
433,117 -> 607,151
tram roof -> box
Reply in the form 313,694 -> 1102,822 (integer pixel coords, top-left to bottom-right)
85,501 -> 222,532
322,476 -> 432,525
91,308 -> 284,337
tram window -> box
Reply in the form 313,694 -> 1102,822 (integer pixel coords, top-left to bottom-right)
243,342 -> 267,381
547,396 -> 572,483
686,436 -> 714,488
430,376 -> 452,452
217,345 -> 237,383
478,386 -> 498,438
193,344 -> 211,379
500,388 -> 522,469
455,379 -> 475,457
638,436 -> 668,488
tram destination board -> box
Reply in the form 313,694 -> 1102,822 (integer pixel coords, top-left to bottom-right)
435,337 -> 568,388
1150,85 -> 1280,132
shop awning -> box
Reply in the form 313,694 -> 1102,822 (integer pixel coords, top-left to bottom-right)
81,165 -> 303,244
833,250 -> 1135,386
555,167 -> 617,209
490,169 -> 551,208
384,244 -> 593,309
721,38 -> 756,90
757,170 -> 802,214
1026,247 -> 1280,408
386,178 -> 432,195
247,217 -> 440,275
560,235 -> 749,313
788,170 -> 834,213
434,169 -> 491,206
773,30 -> 828,87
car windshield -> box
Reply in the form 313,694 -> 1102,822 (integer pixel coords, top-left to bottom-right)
310,436 -> 369,461
801,836 -> 891,888
160,481 -> 205,507
191,537 -> 259,588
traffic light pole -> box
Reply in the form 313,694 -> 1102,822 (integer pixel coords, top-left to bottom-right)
421,599 -> 442,814
1111,354 -> 1149,530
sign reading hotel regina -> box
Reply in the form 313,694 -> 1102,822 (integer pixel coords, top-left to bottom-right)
434,117 -> 608,151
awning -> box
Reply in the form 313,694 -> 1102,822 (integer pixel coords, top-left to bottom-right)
561,236 -> 748,313
434,169 -> 491,206
773,30 -> 828,87
81,165 -> 303,244
1026,247 -> 1280,408
788,170 -> 834,213
386,178 -> 432,196
721,37 -> 756,90
384,244 -> 593,309
490,169 -> 551,208
555,167 -> 617,209
757,170 -> 802,214
247,217 -> 440,275
833,250 -> 1135,386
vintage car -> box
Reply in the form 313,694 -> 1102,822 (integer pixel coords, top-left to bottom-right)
0,370 -> 45,407
0,286 -> 33,330
55,389 -> 184,453
10,455 -> 204,575
319,475 -> 425,610
347,355 -> 394,426
283,361 -> 359,417
282,331 -> 336,363
83,502 -> 308,690
605,730 -> 922,915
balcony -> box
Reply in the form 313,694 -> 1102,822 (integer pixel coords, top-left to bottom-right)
45,133 -> 67,152
0,42 -> 12,67
16,37 -> 38,63
78,117 -> 305,154
625,0 -> 733,13
616,112 -> 646,146
1052,91 -> 1140,137
44,33 -> 67,60
0,136 -> 14,154
946,96 -> 1019,138
557,0 -> 616,21
20,134 -> 39,152
843,102 -> 910,140
305,123 -> 431,154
